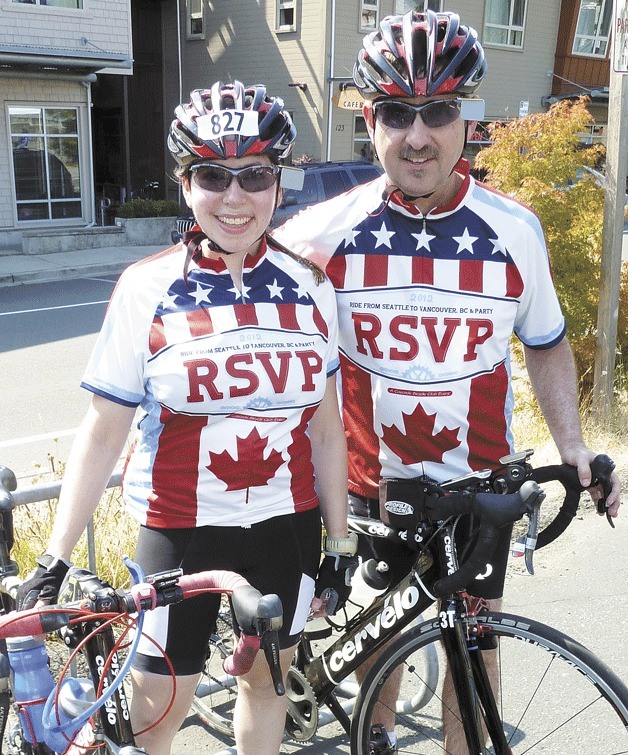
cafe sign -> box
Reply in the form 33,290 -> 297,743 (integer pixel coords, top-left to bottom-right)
337,88 -> 366,110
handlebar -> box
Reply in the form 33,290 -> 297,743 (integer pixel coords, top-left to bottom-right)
0,562 -> 285,695
529,453 -> 616,544
377,452 -> 616,598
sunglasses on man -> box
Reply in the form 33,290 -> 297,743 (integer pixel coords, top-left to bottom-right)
373,98 -> 485,130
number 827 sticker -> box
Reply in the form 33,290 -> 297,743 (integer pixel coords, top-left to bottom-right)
197,110 -> 259,141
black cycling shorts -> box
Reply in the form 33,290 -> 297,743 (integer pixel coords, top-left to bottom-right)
349,493 -> 512,600
131,507 -> 321,676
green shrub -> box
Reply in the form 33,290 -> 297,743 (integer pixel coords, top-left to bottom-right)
116,198 -> 181,218
474,98 -> 627,395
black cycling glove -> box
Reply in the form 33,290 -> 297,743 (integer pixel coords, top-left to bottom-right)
16,554 -> 71,611
315,554 -> 358,615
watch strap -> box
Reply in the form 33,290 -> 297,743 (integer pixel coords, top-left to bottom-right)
323,533 -> 358,556
36,553 -> 72,571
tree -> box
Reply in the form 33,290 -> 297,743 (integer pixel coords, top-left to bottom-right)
474,98 -> 627,393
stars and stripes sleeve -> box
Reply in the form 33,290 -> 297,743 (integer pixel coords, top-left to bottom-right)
511,215 -> 566,350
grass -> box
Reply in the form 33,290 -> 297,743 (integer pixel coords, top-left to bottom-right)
12,456 -> 139,589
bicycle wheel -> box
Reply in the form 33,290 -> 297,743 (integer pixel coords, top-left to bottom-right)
191,602 -> 440,743
351,611 -> 628,754
190,597 -> 238,739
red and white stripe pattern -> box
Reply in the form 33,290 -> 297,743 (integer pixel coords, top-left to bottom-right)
274,166 -> 565,497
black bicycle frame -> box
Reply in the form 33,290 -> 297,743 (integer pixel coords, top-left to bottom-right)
435,520 -> 511,755
298,521 -> 437,707
299,516 -> 511,753
80,621 -> 136,748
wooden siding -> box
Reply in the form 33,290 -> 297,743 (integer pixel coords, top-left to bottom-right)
553,0 -> 611,93
180,0 -> 329,160
0,0 -> 131,59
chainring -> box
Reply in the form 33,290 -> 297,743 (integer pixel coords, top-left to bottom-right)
284,667 -> 319,742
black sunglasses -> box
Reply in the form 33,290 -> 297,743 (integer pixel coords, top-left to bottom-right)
189,163 -> 280,193
373,99 -> 462,130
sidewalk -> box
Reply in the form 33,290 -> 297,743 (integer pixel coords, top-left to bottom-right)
0,245 -> 166,287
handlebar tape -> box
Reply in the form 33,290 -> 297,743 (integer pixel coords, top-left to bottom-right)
0,608 -> 75,638
530,464 -> 581,548
531,455 -> 615,548
223,633 -> 261,676
177,570 -> 251,597
431,482 -> 542,598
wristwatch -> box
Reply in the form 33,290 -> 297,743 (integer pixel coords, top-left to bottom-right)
36,553 -> 72,571
323,533 -> 359,556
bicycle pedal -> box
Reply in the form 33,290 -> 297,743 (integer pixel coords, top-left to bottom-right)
369,724 -> 397,753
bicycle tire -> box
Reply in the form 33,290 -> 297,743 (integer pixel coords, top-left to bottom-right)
351,611 -> 628,754
191,603 -> 440,743
190,599 -> 238,739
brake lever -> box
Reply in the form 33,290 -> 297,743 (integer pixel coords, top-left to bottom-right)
261,629 -> 285,696
512,486 -> 545,575
590,454 -> 615,528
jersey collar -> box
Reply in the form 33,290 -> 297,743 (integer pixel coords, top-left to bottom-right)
186,224 -> 269,273
386,158 -> 472,218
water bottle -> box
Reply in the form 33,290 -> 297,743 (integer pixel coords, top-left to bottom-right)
6,635 -> 83,753
344,559 -> 391,619
6,635 -> 55,748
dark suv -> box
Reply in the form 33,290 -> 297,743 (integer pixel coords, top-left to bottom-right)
271,160 -> 382,227
171,160 -> 382,242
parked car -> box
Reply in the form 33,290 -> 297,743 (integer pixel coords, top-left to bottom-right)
271,160 -> 383,227
171,160 -> 383,242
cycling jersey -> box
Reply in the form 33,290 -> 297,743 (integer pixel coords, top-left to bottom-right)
82,237 -> 339,528
274,161 -> 565,498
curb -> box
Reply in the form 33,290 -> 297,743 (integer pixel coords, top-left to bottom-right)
0,261 -> 133,288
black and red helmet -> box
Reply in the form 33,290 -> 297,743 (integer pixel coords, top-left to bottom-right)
168,80 -> 297,168
353,10 -> 486,99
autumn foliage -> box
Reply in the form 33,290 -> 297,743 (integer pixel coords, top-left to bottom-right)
474,98 -> 627,394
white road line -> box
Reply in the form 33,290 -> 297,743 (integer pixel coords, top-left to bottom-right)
0,300 -> 109,317
0,428 -> 78,449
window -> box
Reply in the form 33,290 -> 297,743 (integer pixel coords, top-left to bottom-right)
572,0 -> 612,57
10,106 -> 82,222
394,0 -> 442,12
277,0 -> 296,32
360,0 -> 379,32
484,0 -> 527,48
12,0 -> 83,7
353,114 -> 375,162
187,0 -> 204,39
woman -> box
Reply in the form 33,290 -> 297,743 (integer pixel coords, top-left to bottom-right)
17,81 -> 355,755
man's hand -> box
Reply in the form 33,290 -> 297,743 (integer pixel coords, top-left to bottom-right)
313,554 -> 358,617
560,444 -> 621,518
16,554 -> 71,611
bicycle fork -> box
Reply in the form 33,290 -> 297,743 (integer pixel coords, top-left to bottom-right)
436,519 -> 512,755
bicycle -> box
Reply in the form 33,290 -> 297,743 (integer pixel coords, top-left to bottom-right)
1,453 -> 626,753
0,464 -> 285,754
188,449 -> 627,753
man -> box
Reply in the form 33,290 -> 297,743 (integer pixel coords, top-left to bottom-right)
275,10 -> 621,752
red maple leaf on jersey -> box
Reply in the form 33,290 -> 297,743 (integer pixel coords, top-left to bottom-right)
207,428 -> 284,502
380,403 -> 461,465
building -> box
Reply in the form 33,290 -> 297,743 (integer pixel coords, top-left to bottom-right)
169,0 -> 613,166
0,0 -> 132,253
0,0 -> 616,254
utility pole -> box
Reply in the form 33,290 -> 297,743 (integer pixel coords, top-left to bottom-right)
592,0 -> 628,420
